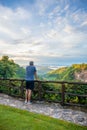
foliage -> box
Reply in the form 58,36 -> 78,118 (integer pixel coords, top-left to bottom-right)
13,64 -> 25,78
0,56 -> 16,78
65,84 -> 87,104
0,55 -> 25,78
0,79 -> 86,105
41,64 -> 87,104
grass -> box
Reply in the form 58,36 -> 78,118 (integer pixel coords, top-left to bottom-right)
0,104 -> 87,130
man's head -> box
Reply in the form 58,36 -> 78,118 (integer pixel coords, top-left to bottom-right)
29,61 -> 34,65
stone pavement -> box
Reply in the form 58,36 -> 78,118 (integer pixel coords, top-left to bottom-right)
0,93 -> 87,126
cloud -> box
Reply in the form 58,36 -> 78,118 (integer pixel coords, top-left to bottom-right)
0,5 -> 31,41
0,0 -> 87,66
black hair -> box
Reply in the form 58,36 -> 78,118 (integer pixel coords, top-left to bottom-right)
29,61 -> 34,65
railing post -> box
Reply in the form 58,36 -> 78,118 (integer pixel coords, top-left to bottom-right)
8,80 -> 11,95
20,80 -> 24,98
38,81 -> 42,101
61,83 -> 65,105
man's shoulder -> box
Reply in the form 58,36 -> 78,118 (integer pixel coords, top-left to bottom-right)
32,66 -> 36,71
26,65 -> 36,69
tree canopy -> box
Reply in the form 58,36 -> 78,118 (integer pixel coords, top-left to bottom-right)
0,56 -> 25,78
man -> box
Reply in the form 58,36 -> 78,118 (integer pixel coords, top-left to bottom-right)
25,61 -> 38,104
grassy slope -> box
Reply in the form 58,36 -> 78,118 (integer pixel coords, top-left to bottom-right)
0,104 -> 87,130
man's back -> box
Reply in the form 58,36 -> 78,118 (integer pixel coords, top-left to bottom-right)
25,65 -> 36,81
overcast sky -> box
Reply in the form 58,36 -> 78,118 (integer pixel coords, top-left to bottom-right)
0,0 -> 87,66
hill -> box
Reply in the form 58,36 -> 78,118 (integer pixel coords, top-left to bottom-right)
43,63 -> 87,82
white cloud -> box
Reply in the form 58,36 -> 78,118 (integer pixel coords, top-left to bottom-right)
0,5 -> 30,20
63,25 -> 74,34
0,5 -> 31,40
81,21 -> 87,26
0,0 -> 87,65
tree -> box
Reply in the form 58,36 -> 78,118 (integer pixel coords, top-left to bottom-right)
0,56 -> 16,78
0,56 -> 25,78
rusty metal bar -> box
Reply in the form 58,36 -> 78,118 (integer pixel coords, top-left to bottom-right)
61,83 -> 65,105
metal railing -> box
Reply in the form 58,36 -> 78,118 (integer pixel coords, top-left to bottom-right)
0,78 -> 87,107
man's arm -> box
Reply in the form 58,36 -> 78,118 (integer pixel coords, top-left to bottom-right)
34,71 -> 38,80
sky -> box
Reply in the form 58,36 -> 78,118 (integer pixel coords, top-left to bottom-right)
0,0 -> 87,66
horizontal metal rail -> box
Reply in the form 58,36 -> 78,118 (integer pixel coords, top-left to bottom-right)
0,78 -> 87,107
